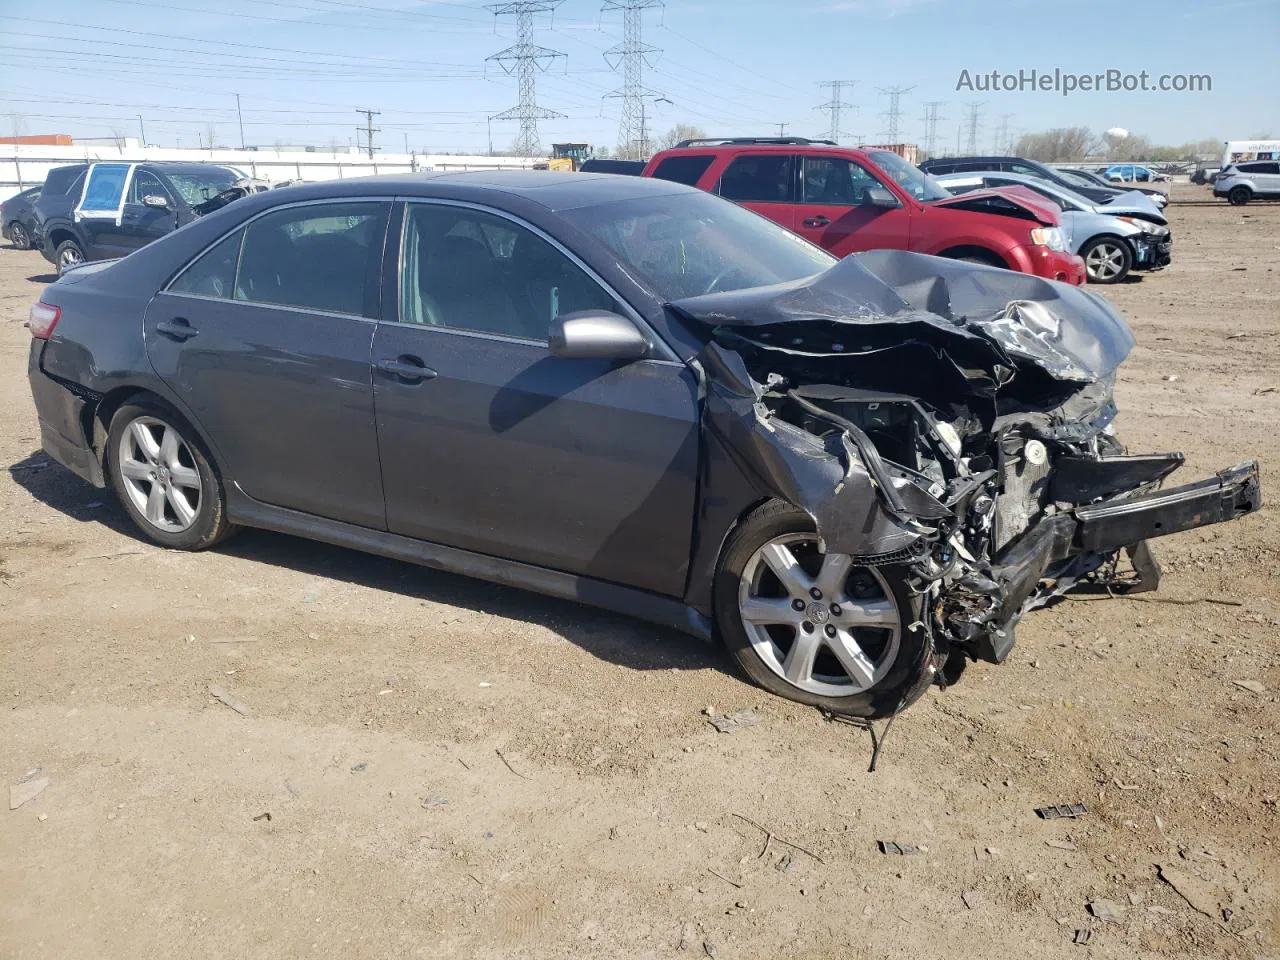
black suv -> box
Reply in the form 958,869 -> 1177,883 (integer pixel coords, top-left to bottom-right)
918,155 -> 1167,209
35,162 -> 244,273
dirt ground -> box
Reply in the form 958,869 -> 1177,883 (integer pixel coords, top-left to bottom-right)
1,183 -> 1277,960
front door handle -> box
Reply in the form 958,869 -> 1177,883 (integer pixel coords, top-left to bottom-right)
802,215 -> 830,228
155,318 -> 198,340
375,356 -> 437,383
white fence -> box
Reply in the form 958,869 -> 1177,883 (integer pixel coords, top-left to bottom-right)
1,144 -> 544,201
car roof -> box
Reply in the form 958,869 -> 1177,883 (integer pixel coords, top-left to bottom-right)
145,162 -> 239,176
246,170 -> 695,212
654,142 -> 876,157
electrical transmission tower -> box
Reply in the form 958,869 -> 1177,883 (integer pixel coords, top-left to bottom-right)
963,101 -> 985,154
815,80 -> 857,143
486,1 -> 566,158
877,85 -> 915,143
601,0 -> 665,160
992,112 -> 1014,153
356,108 -> 381,159
921,100 -> 945,156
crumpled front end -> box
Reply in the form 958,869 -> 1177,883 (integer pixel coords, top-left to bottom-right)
680,250 -> 1262,675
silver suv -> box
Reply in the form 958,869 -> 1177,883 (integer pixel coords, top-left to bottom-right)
1213,160 -> 1280,205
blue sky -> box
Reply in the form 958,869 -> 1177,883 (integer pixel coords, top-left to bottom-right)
1,0 -> 1276,154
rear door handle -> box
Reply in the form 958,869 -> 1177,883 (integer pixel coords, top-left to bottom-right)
375,356 -> 437,383
802,215 -> 830,227
155,318 -> 198,340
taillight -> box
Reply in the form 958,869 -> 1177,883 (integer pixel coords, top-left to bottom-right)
28,302 -> 61,340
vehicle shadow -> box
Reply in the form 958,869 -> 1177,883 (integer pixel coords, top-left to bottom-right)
27,273 -> 57,284
7,449 -> 728,679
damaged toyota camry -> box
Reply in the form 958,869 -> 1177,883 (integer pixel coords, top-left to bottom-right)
26,173 -> 1261,718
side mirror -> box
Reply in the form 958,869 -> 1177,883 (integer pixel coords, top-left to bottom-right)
864,185 -> 900,209
549,310 -> 651,361
142,194 -> 170,209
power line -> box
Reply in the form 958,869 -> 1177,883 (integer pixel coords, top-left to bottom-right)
877,85 -> 914,144
601,0 -> 664,160
356,108 -> 380,158
815,80 -> 856,144
486,1 -> 567,157
963,101 -> 985,154
992,112 -> 1014,154
921,100 -> 945,156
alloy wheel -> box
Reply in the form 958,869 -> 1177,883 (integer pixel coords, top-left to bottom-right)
1084,242 -> 1126,281
737,533 -> 901,698
116,416 -> 203,533
10,223 -> 29,249
59,245 -> 83,270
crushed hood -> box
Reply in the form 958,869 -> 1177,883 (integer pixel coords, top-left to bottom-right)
929,186 -> 1059,225
672,250 -> 1134,396
1097,190 -> 1165,219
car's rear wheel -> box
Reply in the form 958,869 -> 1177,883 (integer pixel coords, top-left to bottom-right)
1081,237 -> 1132,283
54,239 -> 84,274
8,222 -> 30,250
1228,186 -> 1251,206
715,501 -> 934,718
106,399 -> 236,550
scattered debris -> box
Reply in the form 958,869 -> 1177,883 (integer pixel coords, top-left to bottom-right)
495,748 -> 532,780
1112,779 -> 1139,791
702,941 -> 718,959
1232,679 -> 1267,694
707,708 -> 761,734
1157,863 -> 1222,918
350,762 -> 367,773
420,796 -> 449,808
1256,386 -> 1278,396
877,841 -> 921,855
207,684 -> 251,717
253,812 -> 272,822
9,777 -> 49,810
678,922 -> 696,951
731,812 -> 826,864
1036,802 -> 1088,820
961,890 -> 980,910
1163,374 -> 1179,382
1089,899 -> 1126,924
80,547 -> 147,561
1045,839 -> 1078,851
706,868 -> 742,889
1073,929 -> 1092,946
774,852 -> 794,873
1178,845 -> 1220,863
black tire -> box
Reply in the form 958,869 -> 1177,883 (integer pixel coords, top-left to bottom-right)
105,398 -> 237,550
8,221 -> 31,250
714,500 -> 936,719
54,238 -> 85,275
1080,236 -> 1132,284
949,251 -> 1003,268
1228,186 -> 1251,206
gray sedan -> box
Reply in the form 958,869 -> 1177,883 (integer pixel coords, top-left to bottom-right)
934,171 -> 1172,283
25,173 -> 1259,719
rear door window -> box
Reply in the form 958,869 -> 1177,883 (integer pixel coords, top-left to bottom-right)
75,163 -> 135,221
651,154 -> 715,186
42,166 -> 86,196
234,202 -> 389,318
717,154 -> 795,203
168,229 -> 244,299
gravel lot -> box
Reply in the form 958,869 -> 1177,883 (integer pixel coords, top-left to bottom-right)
1,184 -> 1277,959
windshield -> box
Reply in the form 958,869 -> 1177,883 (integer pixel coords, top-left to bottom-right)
1056,169 -> 1096,188
561,190 -> 835,301
165,168 -> 239,205
869,151 -> 951,202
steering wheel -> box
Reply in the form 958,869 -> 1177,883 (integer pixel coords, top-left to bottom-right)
705,265 -> 749,294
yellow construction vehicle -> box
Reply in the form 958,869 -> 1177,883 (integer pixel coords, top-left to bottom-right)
534,142 -> 591,172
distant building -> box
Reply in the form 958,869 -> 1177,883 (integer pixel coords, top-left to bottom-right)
0,134 -> 74,146
861,143 -> 920,164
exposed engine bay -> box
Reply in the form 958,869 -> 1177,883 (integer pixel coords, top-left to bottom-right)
676,249 -> 1261,676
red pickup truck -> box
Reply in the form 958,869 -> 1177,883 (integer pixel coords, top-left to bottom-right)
641,138 -> 1086,284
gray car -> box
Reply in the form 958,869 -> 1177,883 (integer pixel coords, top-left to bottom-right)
934,171 -> 1172,283
24,173 -> 1261,719
1213,160 -> 1280,205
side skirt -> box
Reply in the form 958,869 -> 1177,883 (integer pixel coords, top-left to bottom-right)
225,488 -> 714,642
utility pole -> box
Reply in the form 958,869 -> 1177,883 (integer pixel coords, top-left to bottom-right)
877,85 -> 914,144
137,114 -> 146,147
963,101 -> 985,154
992,112 -> 1014,153
235,93 -> 246,149
602,0 -> 664,161
404,132 -> 410,153
487,1 -> 566,158
632,96 -> 671,160
776,122 -> 788,138
815,80 -> 857,143
921,100 -> 945,157
356,108 -> 381,159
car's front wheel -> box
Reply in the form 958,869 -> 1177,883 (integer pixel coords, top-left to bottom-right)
1228,186 -> 1252,206
1081,236 -> 1132,283
715,501 -> 934,718
106,399 -> 236,550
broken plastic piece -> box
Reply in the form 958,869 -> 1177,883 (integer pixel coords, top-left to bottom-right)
1036,802 -> 1088,820
877,840 -> 921,855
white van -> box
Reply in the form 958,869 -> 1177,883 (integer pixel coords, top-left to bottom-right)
1221,140 -> 1280,169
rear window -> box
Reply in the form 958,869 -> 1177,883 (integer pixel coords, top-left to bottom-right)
651,154 -> 715,186
42,166 -> 86,196
1238,161 -> 1280,174
717,154 -> 794,203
